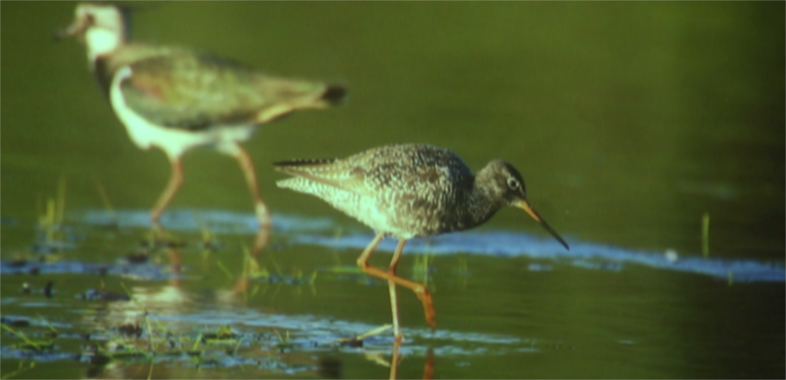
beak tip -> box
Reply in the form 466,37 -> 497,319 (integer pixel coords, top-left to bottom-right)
53,28 -> 70,41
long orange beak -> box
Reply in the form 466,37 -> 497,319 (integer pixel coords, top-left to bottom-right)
517,199 -> 569,250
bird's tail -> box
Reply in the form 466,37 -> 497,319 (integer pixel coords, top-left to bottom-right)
321,84 -> 347,106
273,158 -> 338,168
273,158 -> 344,190
254,82 -> 347,124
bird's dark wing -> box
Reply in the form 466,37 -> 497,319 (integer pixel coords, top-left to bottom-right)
358,144 -> 474,193
275,144 -> 474,198
118,50 -> 341,130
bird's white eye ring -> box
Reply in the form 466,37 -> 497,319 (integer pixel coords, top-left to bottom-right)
507,177 -> 519,190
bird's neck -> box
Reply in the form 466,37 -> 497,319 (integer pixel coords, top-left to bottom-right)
449,171 -> 507,230
86,28 -> 126,63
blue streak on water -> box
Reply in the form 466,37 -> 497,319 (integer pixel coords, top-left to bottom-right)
75,209 -> 786,283
0,260 -> 176,280
292,232 -> 785,283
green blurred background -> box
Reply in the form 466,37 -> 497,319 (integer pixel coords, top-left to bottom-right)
3,2 -> 784,258
1,2 -> 784,378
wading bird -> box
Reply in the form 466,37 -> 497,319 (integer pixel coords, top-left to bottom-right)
275,143 -> 569,340
56,3 -> 346,233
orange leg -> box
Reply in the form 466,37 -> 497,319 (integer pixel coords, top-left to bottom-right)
356,233 -> 435,341
218,143 -> 271,251
150,159 -> 183,223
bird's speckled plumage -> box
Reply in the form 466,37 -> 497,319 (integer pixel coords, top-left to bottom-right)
275,143 -> 569,248
276,145 -> 568,339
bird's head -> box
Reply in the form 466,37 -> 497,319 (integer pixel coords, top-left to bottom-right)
480,160 -> 570,250
55,3 -> 131,60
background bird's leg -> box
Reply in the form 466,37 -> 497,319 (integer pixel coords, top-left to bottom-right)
357,234 -> 436,333
150,158 -> 183,223
387,239 -> 407,341
219,142 -> 272,249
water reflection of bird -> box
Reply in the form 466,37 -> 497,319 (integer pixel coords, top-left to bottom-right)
55,3 -> 346,232
275,143 -> 569,340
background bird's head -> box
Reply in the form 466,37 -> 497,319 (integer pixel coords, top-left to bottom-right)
55,2 -> 133,60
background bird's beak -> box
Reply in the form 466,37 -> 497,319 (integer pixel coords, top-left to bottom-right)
517,199 -> 570,250
54,19 -> 85,41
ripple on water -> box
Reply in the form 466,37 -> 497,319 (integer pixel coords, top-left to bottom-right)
151,308 -> 539,357
74,209 -> 786,283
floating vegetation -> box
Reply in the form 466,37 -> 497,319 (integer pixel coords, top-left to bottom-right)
336,324 -> 392,348
123,251 -> 151,264
0,361 -> 37,379
93,177 -> 119,229
43,280 -> 54,298
139,234 -> 186,250
274,329 -> 293,352
33,177 -> 74,255
77,281 -> 132,302
114,321 -> 143,338
2,324 -> 55,352
412,243 -> 436,287
195,215 -> 223,252
702,212 -> 710,258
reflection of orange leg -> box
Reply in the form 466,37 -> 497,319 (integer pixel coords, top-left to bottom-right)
167,246 -> 182,288
389,339 -> 401,380
150,159 -> 183,223
356,233 -> 436,339
423,347 -> 435,380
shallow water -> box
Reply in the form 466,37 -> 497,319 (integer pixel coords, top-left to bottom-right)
2,2 -> 784,379
2,209 -> 784,378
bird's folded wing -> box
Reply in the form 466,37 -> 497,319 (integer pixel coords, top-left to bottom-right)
120,52 -> 329,130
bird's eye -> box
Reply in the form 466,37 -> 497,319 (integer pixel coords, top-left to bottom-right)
85,13 -> 95,25
506,177 -> 520,190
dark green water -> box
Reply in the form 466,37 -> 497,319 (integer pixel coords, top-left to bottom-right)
2,2 -> 784,378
